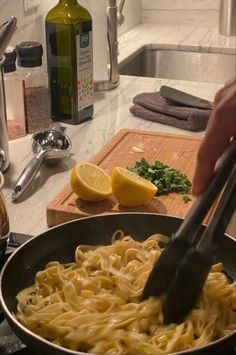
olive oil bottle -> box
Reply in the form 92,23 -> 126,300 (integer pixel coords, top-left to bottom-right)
45,0 -> 93,124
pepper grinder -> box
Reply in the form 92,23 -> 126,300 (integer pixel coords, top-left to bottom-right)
16,42 -> 51,134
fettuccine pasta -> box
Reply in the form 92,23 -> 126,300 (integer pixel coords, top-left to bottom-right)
16,232 -> 236,354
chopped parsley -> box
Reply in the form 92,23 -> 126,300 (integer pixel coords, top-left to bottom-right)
129,158 -> 192,196
183,195 -> 192,203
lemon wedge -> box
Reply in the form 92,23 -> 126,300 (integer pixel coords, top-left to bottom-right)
111,167 -> 157,206
70,162 -> 112,201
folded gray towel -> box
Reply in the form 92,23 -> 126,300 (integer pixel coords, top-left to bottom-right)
130,92 -> 211,131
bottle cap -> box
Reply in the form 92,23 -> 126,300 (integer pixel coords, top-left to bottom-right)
16,41 -> 43,67
3,46 -> 16,73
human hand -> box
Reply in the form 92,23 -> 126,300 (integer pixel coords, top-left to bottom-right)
192,78 -> 236,196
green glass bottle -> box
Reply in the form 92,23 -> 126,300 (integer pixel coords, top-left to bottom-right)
45,0 -> 93,124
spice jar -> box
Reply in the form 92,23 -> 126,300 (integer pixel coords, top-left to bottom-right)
16,41 -> 51,134
3,46 -> 26,140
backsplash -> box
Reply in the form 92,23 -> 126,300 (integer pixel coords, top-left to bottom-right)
118,0 -> 142,35
0,0 -> 142,78
142,0 -> 221,28
0,0 -> 226,78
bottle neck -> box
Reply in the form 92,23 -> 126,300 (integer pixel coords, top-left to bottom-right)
58,0 -> 78,5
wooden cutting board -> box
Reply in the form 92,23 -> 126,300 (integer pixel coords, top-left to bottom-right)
47,129 -> 204,227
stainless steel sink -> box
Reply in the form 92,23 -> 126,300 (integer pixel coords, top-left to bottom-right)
119,47 -> 236,84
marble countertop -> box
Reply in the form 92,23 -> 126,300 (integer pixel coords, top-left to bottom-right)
118,24 -> 236,65
2,25 -> 235,237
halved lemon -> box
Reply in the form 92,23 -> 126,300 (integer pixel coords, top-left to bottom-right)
70,162 -> 112,201
111,167 -> 157,206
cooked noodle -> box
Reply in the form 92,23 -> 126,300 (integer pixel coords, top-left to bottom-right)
16,231 -> 236,354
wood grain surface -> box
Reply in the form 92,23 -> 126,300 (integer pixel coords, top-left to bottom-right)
47,129 -> 204,227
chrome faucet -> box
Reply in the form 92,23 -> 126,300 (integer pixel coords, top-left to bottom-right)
94,0 -> 126,91
219,0 -> 236,36
117,0 -> 126,26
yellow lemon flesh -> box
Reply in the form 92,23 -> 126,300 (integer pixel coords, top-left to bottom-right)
111,167 -> 158,206
70,162 -> 112,201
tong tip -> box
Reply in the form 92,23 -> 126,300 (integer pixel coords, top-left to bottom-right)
163,248 -> 211,324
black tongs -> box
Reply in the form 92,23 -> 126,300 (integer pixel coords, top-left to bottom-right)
142,139 -> 236,324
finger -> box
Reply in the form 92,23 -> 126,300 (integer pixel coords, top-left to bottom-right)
192,118 -> 233,196
213,79 -> 236,108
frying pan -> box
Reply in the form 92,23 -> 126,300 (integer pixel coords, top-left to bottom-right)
0,213 -> 235,355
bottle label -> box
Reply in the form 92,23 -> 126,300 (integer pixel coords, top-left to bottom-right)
76,28 -> 93,110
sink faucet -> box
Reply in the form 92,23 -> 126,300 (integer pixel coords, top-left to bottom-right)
117,0 -> 126,26
219,0 -> 236,36
94,0 -> 126,91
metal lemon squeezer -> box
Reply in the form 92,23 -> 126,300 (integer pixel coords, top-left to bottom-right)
11,128 -> 72,201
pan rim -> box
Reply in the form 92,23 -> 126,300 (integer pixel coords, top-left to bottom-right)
0,212 -> 235,355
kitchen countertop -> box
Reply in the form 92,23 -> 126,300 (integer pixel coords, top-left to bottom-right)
2,25 -> 235,237
118,24 -> 236,64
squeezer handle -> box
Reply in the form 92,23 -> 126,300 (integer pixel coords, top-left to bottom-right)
11,152 -> 45,201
